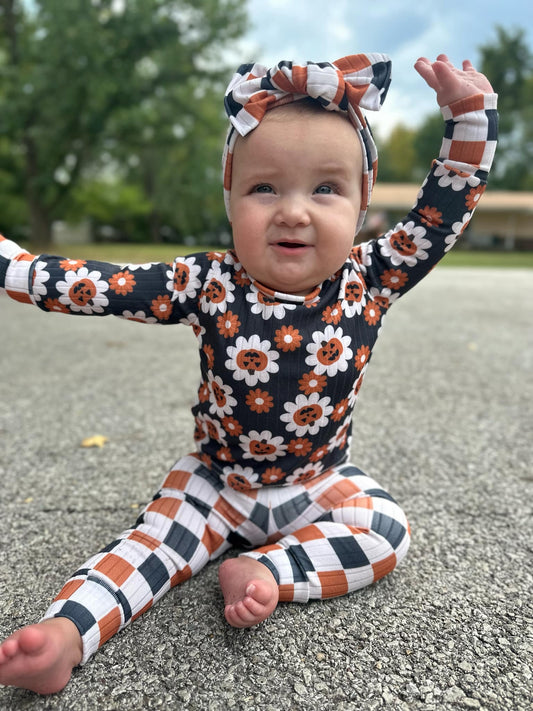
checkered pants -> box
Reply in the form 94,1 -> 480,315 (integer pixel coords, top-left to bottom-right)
42,455 -> 410,664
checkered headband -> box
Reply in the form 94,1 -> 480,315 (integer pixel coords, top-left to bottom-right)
222,53 -> 391,234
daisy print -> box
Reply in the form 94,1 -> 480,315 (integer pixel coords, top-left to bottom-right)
434,162 -> 481,192
110,270 -> 136,296
245,289 -> 297,320
225,335 -> 279,386
246,389 -> 273,414
419,205 -> 443,229
239,430 -> 287,462
217,311 -> 241,338
126,262 -> 158,271
200,262 -> 235,315
207,372 -> 237,418
364,299 -> 381,326
356,241 -> 373,269
56,267 -> 109,314
322,302 -> 342,325
167,257 -> 202,303
274,325 -> 302,352
465,185 -> 486,211
203,413 -> 228,447
193,414 -> 210,446
341,268 -> 366,317
261,467 -> 285,485
287,438 -> 313,457
221,464 -> 260,491
59,258 -> 86,271
151,295 -> 173,321
280,392 -> 334,437
369,286 -> 400,311
121,310 -> 157,324
32,261 -> 51,301
380,268 -> 408,291
378,222 -> 431,267
44,298 -> 69,314
298,371 -> 327,395
221,415 -> 243,439
354,345 -> 371,371
444,213 -> 471,252
305,325 -> 353,377
285,462 -> 323,485
328,421 -> 351,451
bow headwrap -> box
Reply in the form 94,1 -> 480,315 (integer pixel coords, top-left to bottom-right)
222,53 -> 392,234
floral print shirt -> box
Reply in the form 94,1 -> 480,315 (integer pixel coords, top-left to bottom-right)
0,94 -> 498,490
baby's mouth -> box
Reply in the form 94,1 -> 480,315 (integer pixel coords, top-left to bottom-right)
275,241 -> 308,250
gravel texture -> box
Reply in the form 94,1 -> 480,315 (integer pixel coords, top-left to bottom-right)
1,267 -> 532,710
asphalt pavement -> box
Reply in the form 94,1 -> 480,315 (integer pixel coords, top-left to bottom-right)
1,266 -> 532,711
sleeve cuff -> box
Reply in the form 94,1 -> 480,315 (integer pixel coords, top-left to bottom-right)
438,93 -> 498,174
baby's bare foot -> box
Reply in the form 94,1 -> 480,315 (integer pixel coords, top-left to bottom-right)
0,618 -> 82,695
218,557 -> 279,628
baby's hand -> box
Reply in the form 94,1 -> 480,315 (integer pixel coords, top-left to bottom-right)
414,54 -> 494,107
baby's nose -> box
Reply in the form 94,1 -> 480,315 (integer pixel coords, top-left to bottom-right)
274,195 -> 311,227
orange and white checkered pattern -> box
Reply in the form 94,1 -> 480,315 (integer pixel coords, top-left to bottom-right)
42,454 -> 409,664
439,93 -> 498,174
0,236 -> 36,305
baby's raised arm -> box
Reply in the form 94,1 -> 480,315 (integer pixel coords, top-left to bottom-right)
414,54 -> 494,106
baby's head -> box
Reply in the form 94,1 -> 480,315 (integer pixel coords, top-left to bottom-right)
222,55 -> 392,296
223,54 -> 391,233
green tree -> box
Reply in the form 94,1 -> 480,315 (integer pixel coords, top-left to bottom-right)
478,25 -> 533,190
377,124 -> 418,183
0,0 -> 247,246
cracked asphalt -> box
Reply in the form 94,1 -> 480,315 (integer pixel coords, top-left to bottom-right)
1,266 -> 532,710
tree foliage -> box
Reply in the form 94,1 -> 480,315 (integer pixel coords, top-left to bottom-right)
0,0 -> 247,245
478,25 -> 533,190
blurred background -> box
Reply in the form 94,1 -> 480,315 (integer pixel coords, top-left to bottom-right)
0,0 -> 531,262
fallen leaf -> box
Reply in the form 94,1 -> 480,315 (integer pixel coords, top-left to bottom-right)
80,435 -> 109,448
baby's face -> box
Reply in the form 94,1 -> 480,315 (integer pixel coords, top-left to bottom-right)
229,107 -> 363,296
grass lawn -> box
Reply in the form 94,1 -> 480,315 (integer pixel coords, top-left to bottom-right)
28,242 -> 533,269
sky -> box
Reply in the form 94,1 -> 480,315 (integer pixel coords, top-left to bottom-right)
236,0 -> 531,137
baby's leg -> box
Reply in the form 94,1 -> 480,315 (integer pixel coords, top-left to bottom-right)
0,456 -> 231,693
239,465 -> 410,605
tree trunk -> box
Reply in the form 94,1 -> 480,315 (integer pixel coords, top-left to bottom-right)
28,198 -> 53,250
149,209 -> 162,243
23,132 -> 53,249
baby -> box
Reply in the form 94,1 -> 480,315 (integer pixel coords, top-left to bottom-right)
0,53 -> 497,694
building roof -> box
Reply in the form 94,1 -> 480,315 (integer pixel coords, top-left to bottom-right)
371,184 -> 533,214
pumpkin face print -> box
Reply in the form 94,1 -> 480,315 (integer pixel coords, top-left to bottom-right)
236,348 -> 268,375
390,230 -> 417,256
204,279 -> 226,304
69,279 -> 97,307
294,404 -> 323,428
345,280 -> 364,303
174,263 -> 190,292
226,472 -> 252,492
249,439 -> 277,458
212,381 -> 227,408
317,338 -> 343,368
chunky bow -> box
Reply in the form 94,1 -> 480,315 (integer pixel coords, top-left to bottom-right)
225,53 -> 391,137
222,53 -> 392,234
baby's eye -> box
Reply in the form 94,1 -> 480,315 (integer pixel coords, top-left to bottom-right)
253,184 -> 274,194
314,184 -> 336,195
